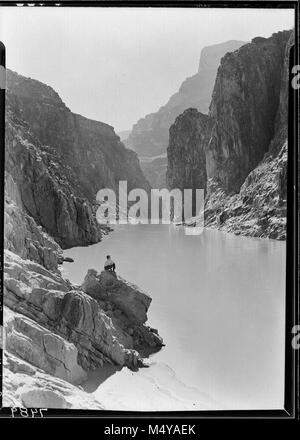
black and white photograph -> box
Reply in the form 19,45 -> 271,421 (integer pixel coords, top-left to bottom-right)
0,2 -> 298,417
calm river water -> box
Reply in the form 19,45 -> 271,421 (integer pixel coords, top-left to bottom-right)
63,225 -> 286,410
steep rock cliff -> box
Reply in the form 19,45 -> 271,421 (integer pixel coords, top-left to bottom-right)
5,173 -> 61,271
166,108 -> 211,192
125,40 -> 245,158
206,31 -> 291,193
166,30 -> 292,239
7,70 -> 150,201
6,70 -> 149,249
5,109 -> 103,249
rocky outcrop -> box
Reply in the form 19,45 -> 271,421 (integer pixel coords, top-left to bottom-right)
4,251 -> 163,377
167,108 -> 211,193
125,40 -> 245,157
205,142 -> 288,239
166,30 -> 292,239
82,269 -> 163,349
82,270 -> 151,324
5,108 -> 103,249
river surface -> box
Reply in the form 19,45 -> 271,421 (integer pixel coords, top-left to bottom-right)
63,225 -> 286,410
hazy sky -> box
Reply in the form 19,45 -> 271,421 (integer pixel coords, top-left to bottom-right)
0,7 -> 294,131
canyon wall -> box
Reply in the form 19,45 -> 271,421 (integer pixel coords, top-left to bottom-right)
166,30 -> 293,239
5,70 -> 149,249
206,31 -> 290,193
166,108 -> 211,193
7,70 -> 150,200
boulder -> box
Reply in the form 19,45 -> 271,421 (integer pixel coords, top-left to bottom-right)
83,269 -> 152,325
81,269 -> 107,300
3,251 -> 148,372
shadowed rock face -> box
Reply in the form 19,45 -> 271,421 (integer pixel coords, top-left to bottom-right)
166,108 -> 211,193
166,30 -> 293,239
206,31 -> 291,193
5,115 -> 103,250
125,40 -> 246,158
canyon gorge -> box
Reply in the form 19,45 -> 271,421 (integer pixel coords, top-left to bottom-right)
3,69 -> 161,408
2,29 -> 292,409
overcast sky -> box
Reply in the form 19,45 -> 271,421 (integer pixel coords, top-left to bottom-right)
0,7 -> 294,131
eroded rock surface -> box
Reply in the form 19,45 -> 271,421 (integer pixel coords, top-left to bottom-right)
4,251 -> 163,381
82,270 -> 163,350
82,270 -> 151,324
206,31 -> 290,193
166,30 -> 292,239
5,308 -> 86,385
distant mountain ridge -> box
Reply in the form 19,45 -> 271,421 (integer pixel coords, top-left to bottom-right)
125,40 -> 246,158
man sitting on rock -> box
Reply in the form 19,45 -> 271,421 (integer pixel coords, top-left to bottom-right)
104,255 -> 116,272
